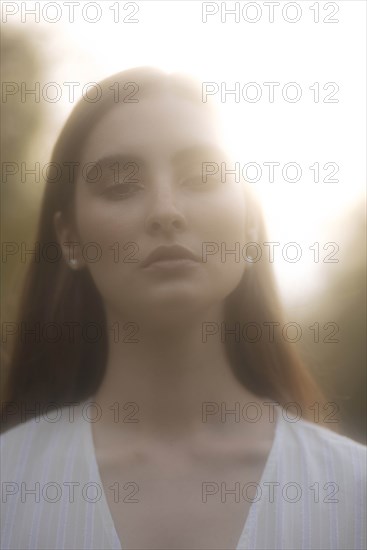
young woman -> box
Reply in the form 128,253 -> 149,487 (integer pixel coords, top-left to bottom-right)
1,66 -> 366,550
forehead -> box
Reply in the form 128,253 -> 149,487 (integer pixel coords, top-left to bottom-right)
79,95 -> 227,166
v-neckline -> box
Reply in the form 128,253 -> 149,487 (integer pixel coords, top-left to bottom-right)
235,405 -> 282,549
80,400 -> 282,550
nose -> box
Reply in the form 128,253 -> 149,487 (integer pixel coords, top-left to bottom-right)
145,177 -> 187,234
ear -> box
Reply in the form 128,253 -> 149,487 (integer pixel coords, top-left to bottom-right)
53,211 -> 86,270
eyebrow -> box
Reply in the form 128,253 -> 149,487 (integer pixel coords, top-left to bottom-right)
171,144 -> 231,164
92,145 -> 229,170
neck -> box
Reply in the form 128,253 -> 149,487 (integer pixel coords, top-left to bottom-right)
93,301 -> 266,442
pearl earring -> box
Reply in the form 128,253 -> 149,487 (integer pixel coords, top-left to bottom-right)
69,258 -> 78,268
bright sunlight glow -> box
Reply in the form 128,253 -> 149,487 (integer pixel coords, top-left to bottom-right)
8,1 -> 366,305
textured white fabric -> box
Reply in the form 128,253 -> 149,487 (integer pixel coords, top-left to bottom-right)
1,399 -> 366,549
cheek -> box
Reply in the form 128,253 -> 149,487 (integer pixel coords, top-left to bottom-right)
195,186 -> 247,248
73,197 -> 142,295
75,194 -> 139,251
195,188 -> 248,288
76,216 -> 140,313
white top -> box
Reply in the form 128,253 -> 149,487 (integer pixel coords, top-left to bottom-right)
1,399 -> 366,550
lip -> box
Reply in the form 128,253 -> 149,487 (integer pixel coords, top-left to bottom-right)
141,245 -> 201,268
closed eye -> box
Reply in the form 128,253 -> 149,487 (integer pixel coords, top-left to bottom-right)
102,182 -> 144,199
180,174 -> 222,188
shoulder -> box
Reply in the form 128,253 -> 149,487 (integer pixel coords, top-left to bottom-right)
0,402 -> 87,479
251,411 -> 367,549
241,413 -> 367,550
278,410 -> 366,485
0,402 -> 117,550
282,411 -> 366,453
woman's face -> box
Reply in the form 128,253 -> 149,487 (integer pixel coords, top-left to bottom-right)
61,93 -> 249,321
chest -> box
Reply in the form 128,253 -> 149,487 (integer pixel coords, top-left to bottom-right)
97,451 -> 269,550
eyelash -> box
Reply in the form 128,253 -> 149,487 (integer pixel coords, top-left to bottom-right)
101,174 -> 221,199
102,182 -> 143,199
182,175 -> 221,185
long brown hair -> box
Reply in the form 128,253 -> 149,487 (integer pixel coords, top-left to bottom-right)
1,66 -> 334,432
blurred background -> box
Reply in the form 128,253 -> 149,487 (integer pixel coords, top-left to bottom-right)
1,1 -> 366,442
